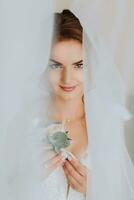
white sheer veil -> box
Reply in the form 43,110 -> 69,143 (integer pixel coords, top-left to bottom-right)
1,0 -> 134,200
1,1 -> 55,199
70,1 -> 134,199
82,20 -> 134,200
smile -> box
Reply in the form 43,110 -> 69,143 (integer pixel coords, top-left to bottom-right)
59,85 -> 76,92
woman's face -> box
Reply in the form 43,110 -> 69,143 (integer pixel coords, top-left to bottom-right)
47,40 -> 83,101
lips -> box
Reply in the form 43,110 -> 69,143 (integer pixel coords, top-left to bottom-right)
60,85 -> 76,92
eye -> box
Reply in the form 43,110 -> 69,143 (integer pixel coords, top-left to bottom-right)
74,63 -> 83,69
48,63 -> 63,69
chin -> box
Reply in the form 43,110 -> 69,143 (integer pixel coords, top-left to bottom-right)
58,92 -> 83,101
60,96 -> 75,101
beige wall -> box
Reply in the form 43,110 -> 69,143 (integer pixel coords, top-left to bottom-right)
54,0 -> 72,11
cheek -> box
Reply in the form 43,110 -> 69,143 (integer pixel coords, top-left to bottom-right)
76,72 -> 84,93
75,71 -> 84,84
48,71 -> 61,86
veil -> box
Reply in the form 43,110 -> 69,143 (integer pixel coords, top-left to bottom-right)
76,1 -> 134,198
1,0 -> 134,200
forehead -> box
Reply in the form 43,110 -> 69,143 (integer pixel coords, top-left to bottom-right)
50,40 -> 83,64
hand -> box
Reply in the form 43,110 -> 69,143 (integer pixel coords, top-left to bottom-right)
44,153 -> 66,176
63,157 -> 87,196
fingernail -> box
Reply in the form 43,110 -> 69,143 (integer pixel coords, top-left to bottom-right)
68,155 -> 72,161
60,152 -> 68,160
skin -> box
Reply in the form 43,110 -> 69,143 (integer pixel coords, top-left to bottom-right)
63,158 -> 87,195
48,40 -> 84,102
46,40 -> 88,195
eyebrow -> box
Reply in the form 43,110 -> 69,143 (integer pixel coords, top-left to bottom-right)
49,59 -> 83,65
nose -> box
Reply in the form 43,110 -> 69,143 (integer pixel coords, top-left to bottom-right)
61,67 -> 73,84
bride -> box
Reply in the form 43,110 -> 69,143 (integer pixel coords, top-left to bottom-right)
42,9 -> 89,200
41,8 -> 134,200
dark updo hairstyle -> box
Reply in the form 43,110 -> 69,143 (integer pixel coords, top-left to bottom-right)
52,9 -> 83,44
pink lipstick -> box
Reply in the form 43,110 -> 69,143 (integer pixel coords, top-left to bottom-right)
60,85 -> 76,92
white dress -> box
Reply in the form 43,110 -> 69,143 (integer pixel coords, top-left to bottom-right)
5,117 -> 90,200
42,150 -> 90,200
39,120 -> 90,200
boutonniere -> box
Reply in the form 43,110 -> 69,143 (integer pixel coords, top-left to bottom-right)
47,121 -> 72,154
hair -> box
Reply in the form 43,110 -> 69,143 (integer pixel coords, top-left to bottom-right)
52,9 -> 83,44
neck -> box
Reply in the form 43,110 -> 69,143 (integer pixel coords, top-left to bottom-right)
48,95 -> 85,122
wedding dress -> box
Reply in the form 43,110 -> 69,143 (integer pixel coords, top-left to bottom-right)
7,117 -> 90,200
31,118 -> 91,200
42,149 -> 89,200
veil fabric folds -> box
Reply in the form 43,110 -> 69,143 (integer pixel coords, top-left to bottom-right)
82,32 -> 134,200
71,2 -> 134,198
1,0 -> 134,200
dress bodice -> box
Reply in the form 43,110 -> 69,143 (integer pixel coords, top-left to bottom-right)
31,119 -> 91,200
42,150 -> 90,200
66,151 -> 90,200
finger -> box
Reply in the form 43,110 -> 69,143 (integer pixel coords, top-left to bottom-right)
44,154 -> 66,172
50,154 -> 64,165
63,161 -> 84,185
67,158 -> 87,177
64,169 -> 82,192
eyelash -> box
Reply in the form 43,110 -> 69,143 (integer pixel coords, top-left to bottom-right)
49,64 -> 62,69
49,63 -> 83,69
74,64 -> 83,69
